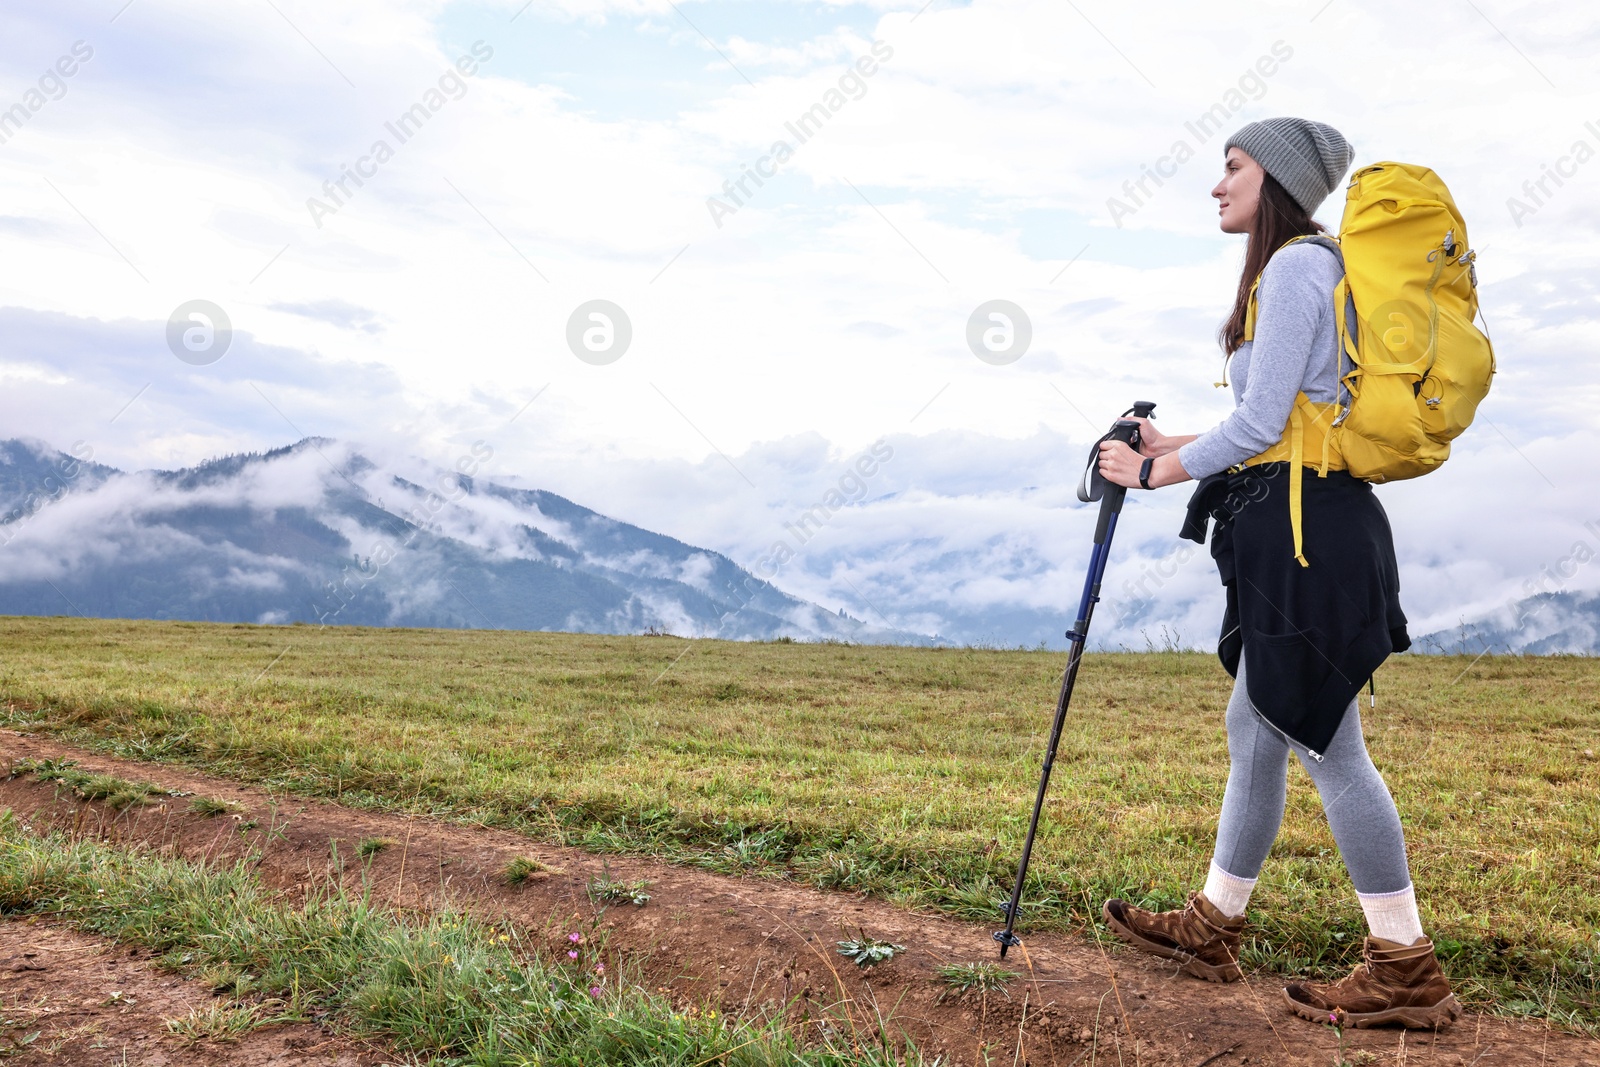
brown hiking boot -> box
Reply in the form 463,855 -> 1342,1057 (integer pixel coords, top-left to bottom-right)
1102,891 -> 1244,982
1283,936 -> 1463,1030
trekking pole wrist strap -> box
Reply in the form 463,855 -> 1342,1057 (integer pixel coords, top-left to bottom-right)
1138,457 -> 1155,490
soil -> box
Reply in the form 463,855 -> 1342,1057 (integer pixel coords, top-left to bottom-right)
2,732 -> 1594,1067
0,919 -> 378,1065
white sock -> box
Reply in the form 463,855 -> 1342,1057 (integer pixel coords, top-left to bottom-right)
1358,884 -> 1425,944
1201,861 -> 1257,919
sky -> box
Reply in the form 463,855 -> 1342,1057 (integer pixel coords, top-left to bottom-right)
1,0 -> 1598,649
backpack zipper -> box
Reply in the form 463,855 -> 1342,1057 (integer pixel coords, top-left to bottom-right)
1419,228 -> 1450,389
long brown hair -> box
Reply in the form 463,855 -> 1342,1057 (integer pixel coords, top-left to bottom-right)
1218,172 -> 1325,354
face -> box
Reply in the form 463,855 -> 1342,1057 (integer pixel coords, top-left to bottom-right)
1212,147 -> 1264,235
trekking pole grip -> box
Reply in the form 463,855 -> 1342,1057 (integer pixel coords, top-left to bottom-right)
1078,403 -> 1155,506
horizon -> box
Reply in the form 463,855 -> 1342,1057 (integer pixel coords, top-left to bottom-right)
4,431 -> 1595,654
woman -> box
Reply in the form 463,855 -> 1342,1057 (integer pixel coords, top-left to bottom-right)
1091,117 -> 1461,1031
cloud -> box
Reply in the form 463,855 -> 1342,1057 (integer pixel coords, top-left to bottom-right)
269,299 -> 385,333
0,305 -> 410,470
0,216 -> 65,239
846,320 -> 904,338
0,0 -> 1595,650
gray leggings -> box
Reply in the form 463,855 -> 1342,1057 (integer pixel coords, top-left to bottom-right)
1212,659 -> 1413,894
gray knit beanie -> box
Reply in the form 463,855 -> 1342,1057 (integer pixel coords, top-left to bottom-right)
1224,117 -> 1354,215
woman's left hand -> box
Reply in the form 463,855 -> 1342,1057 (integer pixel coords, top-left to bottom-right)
1097,439 -> 1145,489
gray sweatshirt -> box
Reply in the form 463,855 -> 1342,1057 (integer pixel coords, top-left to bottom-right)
1178,240 -> 1350,479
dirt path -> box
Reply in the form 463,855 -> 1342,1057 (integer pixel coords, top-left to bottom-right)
2,732 -> 1592,1067
0,919 -> 378,1065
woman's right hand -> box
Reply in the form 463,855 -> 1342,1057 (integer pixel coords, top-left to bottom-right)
1125,416 -> 1171,457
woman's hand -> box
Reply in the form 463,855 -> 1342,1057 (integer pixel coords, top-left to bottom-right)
1097,441 -> 1193,489
1124,416 -> 1171,457
1097,440 -> 1146,488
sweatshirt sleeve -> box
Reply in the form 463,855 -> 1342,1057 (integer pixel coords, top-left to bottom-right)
1178,243 -> 1332,479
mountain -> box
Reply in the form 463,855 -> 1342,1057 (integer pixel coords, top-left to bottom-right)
0,439 -> 118,522
1412,592 -> 1600,656
0,438 -> 935,643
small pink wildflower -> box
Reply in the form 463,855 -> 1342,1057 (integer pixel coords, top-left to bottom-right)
595,963 -> 605,974
567,950 -> 580,960
589,986 -> 603,998
568,932 -> 582,943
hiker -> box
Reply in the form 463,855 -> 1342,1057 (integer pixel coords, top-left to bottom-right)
1090,118 -> 1462,1031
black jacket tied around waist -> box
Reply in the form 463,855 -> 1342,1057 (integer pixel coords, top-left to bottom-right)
1181,464 -> 1410,758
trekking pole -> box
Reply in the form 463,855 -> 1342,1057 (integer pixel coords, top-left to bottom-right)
994,401 -> 1155,958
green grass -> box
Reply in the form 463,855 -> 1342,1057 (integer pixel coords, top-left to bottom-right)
502,856 -> 553,886
1,616 -> 1597,1030
163,1000 -> 275,1046
0,1006 -> 39,1059
357,837 -> 394,860
7,756 -> 176,810
0,812 -> 926,1065
189,795 -> 242,817
934,962 -> 1018,999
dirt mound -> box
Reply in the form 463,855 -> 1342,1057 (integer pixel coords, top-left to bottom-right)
3,732 -> 1591,1066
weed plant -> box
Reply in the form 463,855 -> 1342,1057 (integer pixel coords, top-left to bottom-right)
836,935 -> 903,968
356,838 -> 393,860
502,857 -> 553,886
934,962 -> 1017,998
188,795 -> 240,817
588,869 -> 652,906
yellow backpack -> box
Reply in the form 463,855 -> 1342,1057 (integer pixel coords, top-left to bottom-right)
1238,161 -> 1497,565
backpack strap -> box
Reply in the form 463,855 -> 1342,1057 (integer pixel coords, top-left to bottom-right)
1288,405 -> 1307,567
1231,234 -> 1342,386
1218,271 -> 1262,389
1332,275 -> 1359,426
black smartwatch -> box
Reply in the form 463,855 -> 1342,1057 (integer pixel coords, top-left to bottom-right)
1138,457 -> 1155,490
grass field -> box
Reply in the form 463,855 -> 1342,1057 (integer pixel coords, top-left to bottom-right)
0,814 -> 912,1065
1,616 -> 1596,1030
